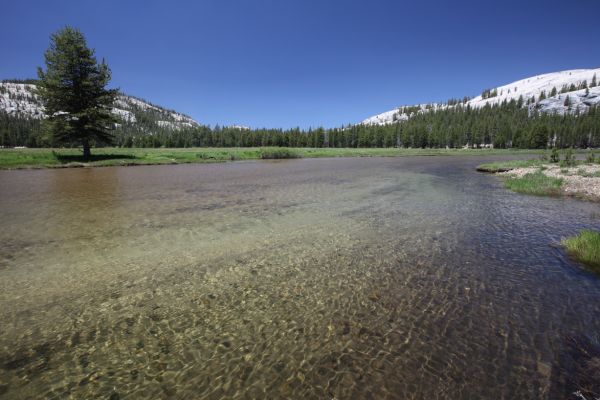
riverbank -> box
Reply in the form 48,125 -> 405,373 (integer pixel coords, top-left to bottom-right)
0,147 -> 544,169
503,163 -> 600,200
478,160 -> 600,201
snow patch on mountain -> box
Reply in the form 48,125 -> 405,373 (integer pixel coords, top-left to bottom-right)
0,82 -> 199,129
363,68 -> 600,125
156,120 -> 196,129
227,125 -> 251,130
535,86 -> 600,115
0,83 -> 44,118
362,104 -> 445,125
111,107 -> 137,123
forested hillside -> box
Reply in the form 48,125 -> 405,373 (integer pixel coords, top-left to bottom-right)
363,68 -> 600,125
1,72 -> 600,149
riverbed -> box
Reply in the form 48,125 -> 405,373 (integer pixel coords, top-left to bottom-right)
1,156 -> 599,399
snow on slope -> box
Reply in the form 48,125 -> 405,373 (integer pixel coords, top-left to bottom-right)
0,82 -> 199,129
0,83 -> 44,118
362,103 -> 445,125
228,125 -> 251,130
535,86 -> 600,115
363,68 -> 600,125
466,68 -> 600,108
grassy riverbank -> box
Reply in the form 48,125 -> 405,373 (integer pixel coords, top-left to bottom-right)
563,230 -> 600,272
504,171 -> 564,196
0,147 -> 543,169
476,159 -> 543,173
477,151 -> 600,201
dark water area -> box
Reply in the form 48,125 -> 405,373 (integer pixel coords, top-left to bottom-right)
0,156 -> 599,399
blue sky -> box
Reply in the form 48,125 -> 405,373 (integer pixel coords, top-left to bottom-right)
2,0 -> 599,129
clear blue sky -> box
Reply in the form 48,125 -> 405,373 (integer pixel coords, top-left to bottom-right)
2,0 -> 599,129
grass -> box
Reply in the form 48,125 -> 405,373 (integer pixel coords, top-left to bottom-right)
576,169 -> 600,178
0,147 -> 262,168
503,171 -> 564,196
476,149 -> 596,173
475,159 -> 543,173
562,230 -> 600,272
0,147 -> 544,169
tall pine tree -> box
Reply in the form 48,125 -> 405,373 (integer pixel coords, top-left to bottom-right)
37,27 -> 117,159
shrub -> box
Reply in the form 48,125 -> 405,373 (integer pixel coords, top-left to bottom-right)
550,147 -> 560,163
560,148 -> 576,167
586,151 -> 596,164
260,147 -> 301,159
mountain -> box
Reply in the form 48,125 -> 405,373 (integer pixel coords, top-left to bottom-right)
362,68 -> 600,125
0,80 -> 199,130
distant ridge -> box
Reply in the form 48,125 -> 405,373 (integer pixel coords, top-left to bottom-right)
362,68 -> 600,125
0,80 -> 199,131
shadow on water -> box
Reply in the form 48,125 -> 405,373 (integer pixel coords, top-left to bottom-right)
53,152 -> 137,163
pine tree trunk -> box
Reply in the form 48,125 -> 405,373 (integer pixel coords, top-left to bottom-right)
82,140 -> 91,160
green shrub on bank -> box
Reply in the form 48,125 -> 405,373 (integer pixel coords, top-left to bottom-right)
550,147 -> 560,163
586,151 -> 596,164
504,171 -> 563,196
259,147 -> 301,159
560,148 -> 576,167
562,230 -> 600,272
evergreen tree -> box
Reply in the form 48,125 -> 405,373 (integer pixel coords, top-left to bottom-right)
37,26 -> 117,159
592,74 -> 597,88
528,124 -> 548,149
539,91 -> 546,101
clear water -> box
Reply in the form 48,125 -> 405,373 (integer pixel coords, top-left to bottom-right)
0,156 -> 599,399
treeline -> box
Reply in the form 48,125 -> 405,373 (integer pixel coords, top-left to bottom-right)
114,102 -> 600,149
0,112 -> 42,147
1,102 -> 599,149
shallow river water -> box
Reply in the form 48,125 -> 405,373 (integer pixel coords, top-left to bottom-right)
1,156 -> 600,399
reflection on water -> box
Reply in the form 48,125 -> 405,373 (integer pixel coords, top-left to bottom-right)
1,156 -> 599,399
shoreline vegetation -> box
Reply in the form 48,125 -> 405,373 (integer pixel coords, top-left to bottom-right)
504,170 -> 564,196
477,149 -> 600,201
0,147 -> 546,170
562,230 -> 600,274
477,157 -> 600,201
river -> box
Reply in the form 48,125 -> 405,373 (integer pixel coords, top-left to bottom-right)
1,156 -> 599,399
